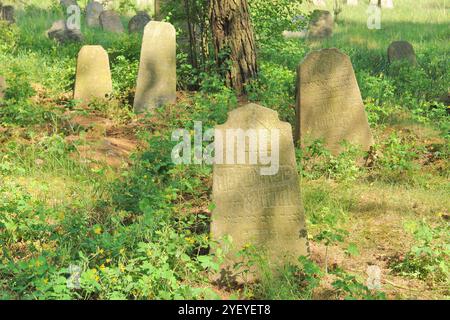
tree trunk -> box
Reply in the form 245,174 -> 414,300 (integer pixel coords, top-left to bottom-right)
210,0 -> 258,95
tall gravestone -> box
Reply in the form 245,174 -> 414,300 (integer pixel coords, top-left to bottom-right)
0,76 -> 6,100
212,103 -> 309,276
388,41 -> 417,66
86,1 -> 104,27
99,10 -> 124,33
134,21 -> 176,113
295,48 -> 374,154
308,10 -> 334,39
74,45 -> 112,102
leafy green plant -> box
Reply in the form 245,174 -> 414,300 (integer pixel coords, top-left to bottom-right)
391,219 -> 449,286
239,245 -> 322,300
299,140 -> 363,182
309,207 -> 349,273
331,268 -> 386,300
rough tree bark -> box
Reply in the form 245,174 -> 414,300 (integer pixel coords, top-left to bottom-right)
210,0 -> 258,95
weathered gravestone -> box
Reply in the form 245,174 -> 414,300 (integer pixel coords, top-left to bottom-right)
388,41 -> 417,66
128,11 -> 151,33
0,76 -> 6,100
74,45 -> 112,102
308,10 -> 334,39
134,21 -> 176,112
295,48 -> 374,154
0,5 -> 15,24
86,1 -> 104,27
99,10 -> 124,33
211,103 -> 309,277
47,20 -> 83,43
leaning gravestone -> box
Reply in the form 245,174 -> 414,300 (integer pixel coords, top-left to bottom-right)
99,10 -> 124,33
47,20 -> 83,43
307,10 -> 334,39
128,11 -> 151,33
86,1 -> 104,27
212,103 -> 309,277
0,76 -> 6,100
295,48 -> 374,154
388,41 -> 417,66
74,46 -> 112,102
134,21 -> 176,112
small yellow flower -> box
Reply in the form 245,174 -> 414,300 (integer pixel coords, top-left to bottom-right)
106,258 -> 112,263
94,226 -> 102,235
98,248 -> 105,255
99,264 -> 106,271
119,248 -> 126,255
119,263 -> 126,273
43,278 -> 49,284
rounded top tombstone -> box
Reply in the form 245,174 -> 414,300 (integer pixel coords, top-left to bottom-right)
128,11 -> 151,33
388,41 -> 417,66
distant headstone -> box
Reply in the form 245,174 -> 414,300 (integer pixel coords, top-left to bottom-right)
388,41 -> 417,66
74,45 -> 113,102
0,76 -> 6,100
295,48 -> 374,154
347,0 -> 358,5
134,21 -> 176,112
99,10 -> 124,33
0,5 -> 15,24
308,10 -> 334,39
47,20 -> 83,43
60,0 -> 77,9
86,1 -> 104,27
128,11 -> 151,33
212,103 -> 308,274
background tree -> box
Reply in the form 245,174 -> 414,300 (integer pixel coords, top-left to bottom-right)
209,0 -> 258,95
